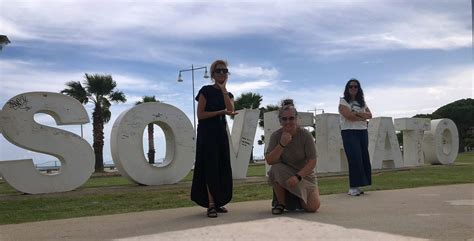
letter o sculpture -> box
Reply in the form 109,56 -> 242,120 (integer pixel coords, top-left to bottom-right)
423,119 -> 459,165
110,102 -> 195,185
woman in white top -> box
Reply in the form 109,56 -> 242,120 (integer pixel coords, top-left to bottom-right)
338,78 -> 373,196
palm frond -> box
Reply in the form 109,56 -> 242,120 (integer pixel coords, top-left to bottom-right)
109,90 -> 127,103
84,73 -> 116,96
60,81 -> 88,104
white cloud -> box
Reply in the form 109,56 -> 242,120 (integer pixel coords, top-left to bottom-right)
228,80 -> 274,93
232,64 -> 279,79
2,1 -> 469,63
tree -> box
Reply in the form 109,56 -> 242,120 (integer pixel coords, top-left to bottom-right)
0,35 -> 11,51
61,73 -> 126,172
414,98 -> 474,152
233,92 -> 263,162
136,96 -> 159,164
233,92 -> 263,112
257,104 -> 279,145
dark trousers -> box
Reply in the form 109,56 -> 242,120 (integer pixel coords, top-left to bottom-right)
341,129 -> 372,187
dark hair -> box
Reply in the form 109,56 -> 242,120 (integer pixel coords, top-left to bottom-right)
343,78 -> 366,107
278,98 -> 298,118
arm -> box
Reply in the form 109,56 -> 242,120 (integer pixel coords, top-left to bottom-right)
287,133 -> 317,187
222,91 -> 235,113
265,143 -> 285,165
265,131 -> 292,165
339,104 -> 365,121
296,158 -> 316,178
287,158 -> 317,188
356,106 -> 372,119
216,79 -> 235,113
196,94 -> 229,120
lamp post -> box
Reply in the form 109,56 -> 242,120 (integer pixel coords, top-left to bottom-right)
177,65 -> 209,132
308,108 -> 325,115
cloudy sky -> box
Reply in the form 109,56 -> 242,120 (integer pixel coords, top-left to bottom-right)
0,0 -> 472,166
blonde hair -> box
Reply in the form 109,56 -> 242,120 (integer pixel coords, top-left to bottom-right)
210,59 -> 228,80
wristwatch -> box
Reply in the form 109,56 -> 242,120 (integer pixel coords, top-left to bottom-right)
295,174 -> 302,182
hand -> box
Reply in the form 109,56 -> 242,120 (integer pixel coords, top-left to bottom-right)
286,176 -> 299,188
216,79 -> 227,92
221,110 -> 237,116
356,112 -> 370,120
225,110 -> 238,116
280,131 -> 292,146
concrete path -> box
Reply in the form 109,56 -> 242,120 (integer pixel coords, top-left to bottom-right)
0,184 -> 473,241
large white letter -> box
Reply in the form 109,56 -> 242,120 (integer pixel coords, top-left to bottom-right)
394,118 -> 430,167
368,117 -> 403,169
315,114 -> 347,173
228,109 -> 259,179
0,92 -> 94,194
110,102 -> 194,185
423,119 -> 459,164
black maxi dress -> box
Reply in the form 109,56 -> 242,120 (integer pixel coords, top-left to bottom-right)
191,85 -> 234,208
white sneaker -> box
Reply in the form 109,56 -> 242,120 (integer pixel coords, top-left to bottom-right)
347,188 -> 360,196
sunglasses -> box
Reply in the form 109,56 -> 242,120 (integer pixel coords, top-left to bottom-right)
349,85 -> 358,89
280,116 -> 296,121
214,68 -> 229,74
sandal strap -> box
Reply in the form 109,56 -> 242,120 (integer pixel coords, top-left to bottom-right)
272,204 -> 285,215
275,204 -> 285,209
216,206 -> 228,213
207,207 -> 218,217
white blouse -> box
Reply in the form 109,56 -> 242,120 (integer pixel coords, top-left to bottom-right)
339,97 -> 369,130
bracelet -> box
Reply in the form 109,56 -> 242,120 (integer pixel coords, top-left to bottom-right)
279,142 -> 286,148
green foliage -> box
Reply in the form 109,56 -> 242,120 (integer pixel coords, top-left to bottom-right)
0,35 -> 10,50
61,73 -> 127,172
234,92 -> 262,110
414,98 -> 474,150
135,95 -> 158,105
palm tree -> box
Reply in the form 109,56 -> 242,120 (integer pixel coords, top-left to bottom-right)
257,104 -> 279,145
233,92 -> 263,112
0,35 -> 11,51
135,96 -> 159,164
233,92 -> 263,162
61,73 -> 126,172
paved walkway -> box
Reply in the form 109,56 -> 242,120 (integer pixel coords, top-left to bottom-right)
0,184 -> 473,241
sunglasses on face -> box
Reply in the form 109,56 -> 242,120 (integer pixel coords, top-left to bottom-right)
280,116 -> 296,122
214,68 -> 229,74
349,85 -> 358,89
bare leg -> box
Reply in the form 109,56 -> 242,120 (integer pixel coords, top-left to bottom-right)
207,186 -> 215,208
300,186 -> 321,212
273,182 -> 286,206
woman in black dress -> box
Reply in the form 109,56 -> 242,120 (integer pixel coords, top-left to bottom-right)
191,59 -> 237,218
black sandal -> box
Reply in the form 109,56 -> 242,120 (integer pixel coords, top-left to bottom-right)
207,207 -> 218,218
272,204 -> 285,215
216,206 -> 228,213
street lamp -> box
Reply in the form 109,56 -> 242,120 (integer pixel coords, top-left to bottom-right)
177,64 -> 209,132
308,108 -> 325,115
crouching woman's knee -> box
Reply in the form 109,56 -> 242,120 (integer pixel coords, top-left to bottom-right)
305,199 -> 320,213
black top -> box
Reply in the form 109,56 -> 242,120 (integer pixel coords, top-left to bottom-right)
195,85 -> 234,124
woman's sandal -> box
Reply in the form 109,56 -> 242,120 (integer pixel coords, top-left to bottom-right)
216,206 -> 228,213
207,207 -> 218,218
271,204 -> 285,215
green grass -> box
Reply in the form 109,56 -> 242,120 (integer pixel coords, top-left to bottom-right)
0,152 -> 472,225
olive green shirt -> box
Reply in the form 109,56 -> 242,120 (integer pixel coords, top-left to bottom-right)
266,127 -> 317,171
